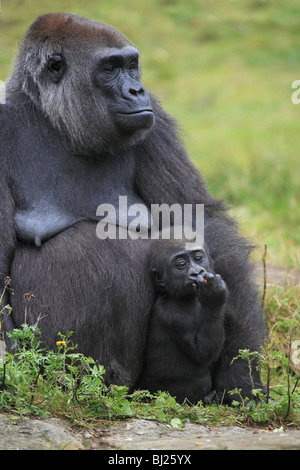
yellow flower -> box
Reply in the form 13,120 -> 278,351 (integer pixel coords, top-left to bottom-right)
56,341 -> 66,346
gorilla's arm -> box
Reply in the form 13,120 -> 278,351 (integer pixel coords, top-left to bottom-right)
0,118 -> 16,335
1,100 -> 86,247
0,107 -> 16,284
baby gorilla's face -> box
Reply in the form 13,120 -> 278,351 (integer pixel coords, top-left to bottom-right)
165,247 -> 212,296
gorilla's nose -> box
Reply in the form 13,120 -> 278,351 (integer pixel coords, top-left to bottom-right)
188,266 -> 206,279
198,267 -> 206,276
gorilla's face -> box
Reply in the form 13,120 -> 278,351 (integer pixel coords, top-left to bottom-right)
46,44 -> 154,137
92,46 -> 154,134
151,244 -> 214,298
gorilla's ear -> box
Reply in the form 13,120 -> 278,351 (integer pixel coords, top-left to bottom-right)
151,268 -> 165,289
47,54 -> 66,83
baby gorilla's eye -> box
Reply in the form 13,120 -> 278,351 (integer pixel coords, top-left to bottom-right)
194,252 -> 203,263
175,259 -> 187,270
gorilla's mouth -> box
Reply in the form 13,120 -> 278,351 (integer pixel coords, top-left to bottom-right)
117,109 -> 153,116
115,109 -> 154,131
191,274 -> 207,289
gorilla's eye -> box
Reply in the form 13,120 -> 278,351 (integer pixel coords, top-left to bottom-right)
47,55 -> 66,83
194,252 -> 203,263
175,259 -> 187,270
103,63 -> 117,73
126,60 -> 138,72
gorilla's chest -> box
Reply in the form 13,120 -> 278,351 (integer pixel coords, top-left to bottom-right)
11,140 -> 146,245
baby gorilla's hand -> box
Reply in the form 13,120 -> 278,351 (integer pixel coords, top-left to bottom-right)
196,272 -> 228,307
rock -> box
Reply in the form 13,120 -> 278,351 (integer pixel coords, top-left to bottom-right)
0,415 -> 84,450
0,415 -> 299,450
101,419 -> 300,450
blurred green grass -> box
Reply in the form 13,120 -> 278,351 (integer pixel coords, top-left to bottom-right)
1,0 -> 300,268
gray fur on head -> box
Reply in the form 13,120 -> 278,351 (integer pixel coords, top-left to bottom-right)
6,13 -> 132,152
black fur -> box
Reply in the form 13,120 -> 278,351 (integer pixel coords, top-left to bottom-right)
0,13 -> 265,397
137,240 -> 228,403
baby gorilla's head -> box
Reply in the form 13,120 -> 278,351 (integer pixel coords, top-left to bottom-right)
149,239 -> 214,297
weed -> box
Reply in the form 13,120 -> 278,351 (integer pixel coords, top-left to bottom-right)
0,301 -> 299,429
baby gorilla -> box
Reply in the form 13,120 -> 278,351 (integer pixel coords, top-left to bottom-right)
136,239 -> 229,403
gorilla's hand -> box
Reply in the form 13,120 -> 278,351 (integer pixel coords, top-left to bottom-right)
196,273 -> 228,308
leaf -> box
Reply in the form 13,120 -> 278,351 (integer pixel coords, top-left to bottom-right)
121,403 -> 134,417
170,418 -> 183,430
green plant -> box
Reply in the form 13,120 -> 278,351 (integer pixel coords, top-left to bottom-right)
230,345 -> 299,425
0,277 -> 299,429
0,324 -> 108,418
228,279 -> 300,424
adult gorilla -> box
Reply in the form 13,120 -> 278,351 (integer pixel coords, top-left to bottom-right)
0,13 -> 264,402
